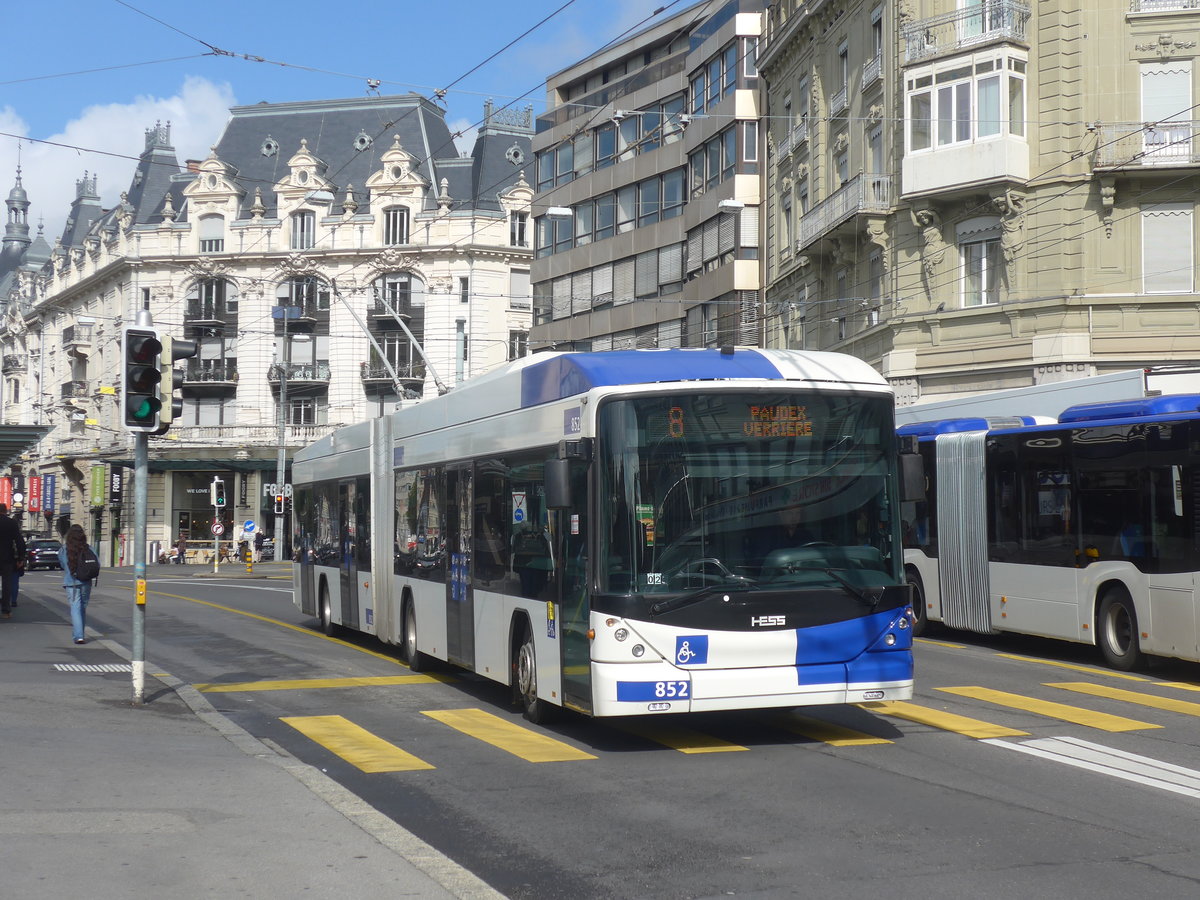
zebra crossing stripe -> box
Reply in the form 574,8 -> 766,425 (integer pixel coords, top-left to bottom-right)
281,715 -> 435,772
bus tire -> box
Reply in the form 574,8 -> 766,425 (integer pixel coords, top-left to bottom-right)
514,620 -> 554,725
403,598 -> 429,672
906,567 -> 929,637
1098,587 -> 1143,671
318,580 -> 337,636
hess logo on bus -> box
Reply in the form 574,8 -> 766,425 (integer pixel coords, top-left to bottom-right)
751,615 -> 786,627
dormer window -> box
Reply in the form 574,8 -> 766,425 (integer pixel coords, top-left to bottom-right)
198,215 -> 224,253
291,210 -> 315,250
383,207 -> 409,245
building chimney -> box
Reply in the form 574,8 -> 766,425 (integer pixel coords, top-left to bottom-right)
186,160 -> 202,173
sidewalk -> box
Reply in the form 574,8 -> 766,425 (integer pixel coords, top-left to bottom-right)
0,590 -> 504,899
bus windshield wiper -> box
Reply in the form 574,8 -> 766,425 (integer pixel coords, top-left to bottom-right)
823,568 -> 883,610
650,582 -> 758,617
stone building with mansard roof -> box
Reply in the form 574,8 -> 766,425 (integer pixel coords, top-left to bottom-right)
0,94 -> 533,560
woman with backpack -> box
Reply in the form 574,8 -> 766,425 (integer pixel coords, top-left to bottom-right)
58,524 -> 98,645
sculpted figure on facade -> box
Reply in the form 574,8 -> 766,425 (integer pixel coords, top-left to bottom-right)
910,205 -> 947,284
993,189 -> 1027,265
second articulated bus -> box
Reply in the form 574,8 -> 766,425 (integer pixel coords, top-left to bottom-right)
901,393 -> 1200,670
291,348 -> 914,720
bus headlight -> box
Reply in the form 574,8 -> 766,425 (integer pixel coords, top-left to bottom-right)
632,644 -> 645,657
614,628 -> 629,641
885,633 -> 897,646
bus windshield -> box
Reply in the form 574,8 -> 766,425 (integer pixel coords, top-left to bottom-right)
597,391 -> 901,596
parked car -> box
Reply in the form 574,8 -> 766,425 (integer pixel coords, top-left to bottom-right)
26,539 -> 63,570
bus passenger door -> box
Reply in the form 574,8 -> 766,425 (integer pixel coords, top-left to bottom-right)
559,460 -> 592,712
445,466 -> 475,667
338,480 -> 360,631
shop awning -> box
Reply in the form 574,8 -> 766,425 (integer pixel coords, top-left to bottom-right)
0,424 -> 52,469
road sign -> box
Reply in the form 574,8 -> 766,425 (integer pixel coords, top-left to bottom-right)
211,521 -> 225,536
244,520 -> 256,533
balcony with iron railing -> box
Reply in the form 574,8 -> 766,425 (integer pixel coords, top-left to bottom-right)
1,354 -> 25,374
267,362 -> 331,386
773,120 -> 810,165
863,53 -> 882,88
1130,0 -> 1200,10
796,174 -> 893,252
1093,122 -> 1200,168
360,360 -> 426,392
62,324 -> 93,355
902,0 -> 1031,65
829,86 -> 848,116
184,300 -> 234,324
183,359 -> 238,387
60,380 -> 89,400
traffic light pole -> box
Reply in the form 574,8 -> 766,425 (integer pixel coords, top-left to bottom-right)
132,424 -> 148,704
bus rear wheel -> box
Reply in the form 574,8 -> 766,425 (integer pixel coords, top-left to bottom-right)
403,600 -> 429,672
1098,588 -> 1143,671
514,623 -> 553,725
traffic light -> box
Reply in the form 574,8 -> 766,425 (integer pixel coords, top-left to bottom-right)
159,335 -> 199,430
274,493 -> 285,515
211,478 -> 226,508
123,327 -> 163,432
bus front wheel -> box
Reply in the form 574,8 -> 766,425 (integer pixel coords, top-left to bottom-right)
514,623 -> 554,725
403,600 -> 429,672
318,581 -> 336,636
1098,588 -> 1143,671
906,568 -> 929,637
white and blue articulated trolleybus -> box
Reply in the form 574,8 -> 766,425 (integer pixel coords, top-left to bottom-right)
900,393 -> 1200,671
291,348 -> 914,721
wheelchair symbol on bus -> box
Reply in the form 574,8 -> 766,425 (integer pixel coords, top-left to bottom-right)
675,635 -> 708,665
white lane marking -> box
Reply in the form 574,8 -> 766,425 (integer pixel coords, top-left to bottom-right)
982,735 -> 1200,800
114,580 -> 293,594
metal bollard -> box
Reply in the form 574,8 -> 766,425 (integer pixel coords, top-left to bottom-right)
245,545 -> 253,575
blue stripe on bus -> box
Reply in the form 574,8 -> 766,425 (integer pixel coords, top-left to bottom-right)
795,607 -> 912,685
1057,393 -> 1200,424
520,350 -> 783,408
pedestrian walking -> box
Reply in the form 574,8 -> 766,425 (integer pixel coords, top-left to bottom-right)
0,503 -> 26,619
254,530 -> 265,563
59,524 -> 99,645
176,533 -> 187,565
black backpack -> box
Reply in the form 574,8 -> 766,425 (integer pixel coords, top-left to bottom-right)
73,546 -> 101,582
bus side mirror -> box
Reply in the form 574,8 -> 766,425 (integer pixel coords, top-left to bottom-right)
900,452 -> 925,503
544,458 -> 571,508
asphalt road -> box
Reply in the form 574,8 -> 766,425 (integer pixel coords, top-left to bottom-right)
23,566 -> 1200,900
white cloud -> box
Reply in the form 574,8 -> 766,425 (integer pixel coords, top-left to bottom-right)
0,77 -> 237,245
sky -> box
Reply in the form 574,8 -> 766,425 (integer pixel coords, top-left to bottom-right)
1,0 -> 680,242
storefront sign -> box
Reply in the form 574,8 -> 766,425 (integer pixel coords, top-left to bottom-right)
110,467 -> 125,507
28,476 -> 41,513
0,477 -> 11,509
42,474 -> 56,514
90,465 -> 106,508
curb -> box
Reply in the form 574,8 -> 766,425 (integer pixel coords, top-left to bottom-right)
44,595 -> 506,900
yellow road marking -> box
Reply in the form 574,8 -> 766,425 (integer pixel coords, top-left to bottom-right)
861,700 -> 1028,739
996,653 -> 1149,681
778,714 -> 891,746
281,715 -> 434,772
422,708 -> 596,762
1049,682 -> 1200,718
915,638 -> 968,649
615,722 -> 748,754
196,674 -> 443,692
1159,681 -> 1200,693
149,590 -> 411,668
937,686 -> 1160,732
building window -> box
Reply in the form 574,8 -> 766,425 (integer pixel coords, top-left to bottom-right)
383,207 -> 409,245
198,215 -> 224,253
907,55 -> 1027,153
743,37 -> 758,77
510,211 -> 529,247
459,277 -> 470,303
595,124 -> 617,168
290,210 -> 315,250
1142,203 -> 1194,293
288,397 -> 318,426
780,194 -> 793,255
959,221 -> 1003,307
743,121 -> 759,163
509,330 -> 529,360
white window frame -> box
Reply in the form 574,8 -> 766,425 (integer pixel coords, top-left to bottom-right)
383,206 -> 409,246
290,210 -> 315,250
